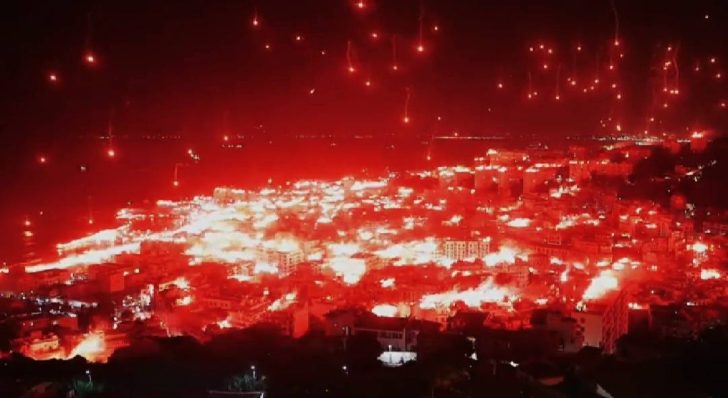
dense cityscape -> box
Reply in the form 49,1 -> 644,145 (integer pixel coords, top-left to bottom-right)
2,133 -> 727,396
1,1 -> 727,397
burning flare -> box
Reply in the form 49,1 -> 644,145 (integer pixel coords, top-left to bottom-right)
582,270 -> 619,300
700,269 -> 721,280
419,278 -> 516,309
371,304 -> 398,317
69,332 -> 107,362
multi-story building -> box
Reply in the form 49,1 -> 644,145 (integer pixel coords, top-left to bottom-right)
488,150 -> 528,166
703,220 -> 728,236
437,166 -> 474,190
576,289 -> 629,354
491,261 -> 530,287
441,239 -> 491,261
198,294 -> 239,311
523,165 -> 559,193
265,305 -> 310,338
568,160 -> 592,183
259,248 -> 304,275
531,309 -> 583,352
12,331 -> 63,360
353,316 -> 439,351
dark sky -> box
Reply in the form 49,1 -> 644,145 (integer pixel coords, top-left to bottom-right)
0,0 -> 726,144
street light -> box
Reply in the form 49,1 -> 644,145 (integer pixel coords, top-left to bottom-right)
250,365 -> 256,380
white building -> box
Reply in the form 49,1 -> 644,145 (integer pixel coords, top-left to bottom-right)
576,289 -> 629,353
259,249 -> 304,275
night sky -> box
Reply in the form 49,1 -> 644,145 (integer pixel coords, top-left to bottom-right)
1,0 -> 726,143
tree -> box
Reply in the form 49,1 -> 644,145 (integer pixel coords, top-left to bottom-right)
70,377 -> 104,398
224,372 -> 266,392
0,320 -> 19,351
345,333 -> 382,370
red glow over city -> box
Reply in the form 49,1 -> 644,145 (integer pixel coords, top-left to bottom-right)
1,2 -> 727,396
6,143 -> 726,365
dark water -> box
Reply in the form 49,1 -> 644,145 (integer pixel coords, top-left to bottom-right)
0,135 -> 573,264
